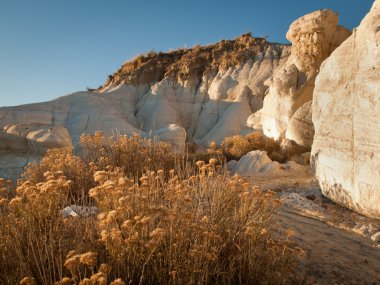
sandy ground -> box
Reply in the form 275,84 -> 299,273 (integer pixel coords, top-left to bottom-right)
247,170 -> 380,284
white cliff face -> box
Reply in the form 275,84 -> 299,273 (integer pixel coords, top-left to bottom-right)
0,38 -> 289,148
261,10 -> 351,140
0,35 -> 289,180
311,0 -> 380,219
131,56 -> 288,146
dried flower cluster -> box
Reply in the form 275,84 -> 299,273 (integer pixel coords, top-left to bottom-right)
0,133 -> 303,284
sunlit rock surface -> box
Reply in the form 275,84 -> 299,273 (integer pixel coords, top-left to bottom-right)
311,0 -> 380,219
228,150 -> 310,177
261,10 -> 351,139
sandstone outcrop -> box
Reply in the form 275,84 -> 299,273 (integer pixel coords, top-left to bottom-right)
285,101 -> 314,148
261,10 -> 351,140
311,0 -> 380,219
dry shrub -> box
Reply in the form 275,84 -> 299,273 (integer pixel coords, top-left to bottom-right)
86,165 -> 300,284
217,132 -> 291,163
0,133 -> 303,284
79,132 -> 176,180
0,172 -> 98,285
19,148 -> 95,204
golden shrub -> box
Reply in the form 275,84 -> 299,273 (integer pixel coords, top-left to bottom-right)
0,133 -> 303,285
216,131 -> 294,163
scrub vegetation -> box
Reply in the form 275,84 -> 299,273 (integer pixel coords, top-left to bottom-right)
0,132 -> 303,285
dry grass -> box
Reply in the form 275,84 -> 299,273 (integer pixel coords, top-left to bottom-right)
0,133 -> 303,284
215,132 -> 294,163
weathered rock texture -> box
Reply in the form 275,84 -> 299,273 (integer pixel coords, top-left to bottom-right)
261,10 -> 351,140
286,101 -> 314,148
311,0 -> 380,219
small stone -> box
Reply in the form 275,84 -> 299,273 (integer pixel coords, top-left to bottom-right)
370,232 -> 380,243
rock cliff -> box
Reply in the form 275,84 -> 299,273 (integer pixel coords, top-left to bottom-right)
261,10 -> 351,141
311,0 -> 380,219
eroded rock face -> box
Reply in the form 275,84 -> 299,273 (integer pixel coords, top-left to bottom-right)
261,10 -> 351,139
286,101 -> 314,148
0,34 -> 291,181
311,0 -> 380,219
0,124 -> 72,181
0,34 -> 290,149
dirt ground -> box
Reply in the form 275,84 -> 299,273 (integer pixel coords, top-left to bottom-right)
247,170 -> 380,284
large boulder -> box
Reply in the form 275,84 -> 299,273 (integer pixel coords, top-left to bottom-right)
286,101 -> 314,148
228,150 -> 309,177
311,0 -> 380,219
228,150 -> 273,176
261,10 -> 351,139
26,126 -> 72,153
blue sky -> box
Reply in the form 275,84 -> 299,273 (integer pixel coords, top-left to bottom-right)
0,0 -> 374,107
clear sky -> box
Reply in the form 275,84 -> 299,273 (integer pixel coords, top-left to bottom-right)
0,0 -> 375,107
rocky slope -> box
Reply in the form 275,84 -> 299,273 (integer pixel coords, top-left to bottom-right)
311,0 -> 380,219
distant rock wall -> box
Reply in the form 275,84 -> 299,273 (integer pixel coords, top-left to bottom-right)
311,0 -> 380,219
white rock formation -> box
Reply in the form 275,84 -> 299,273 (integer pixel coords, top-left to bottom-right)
0,124 -> 72,181
261,10 -> 351,140
286,101 -> 314,148
228,150 -> 309,177
0,37 -> 289,148
0,35 -> 291,180
311,0 -> 380,219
